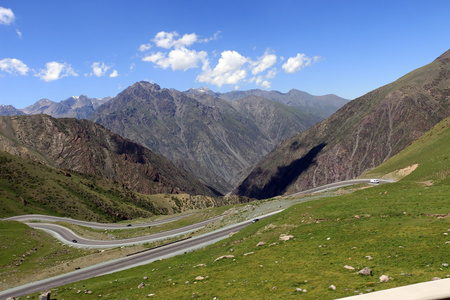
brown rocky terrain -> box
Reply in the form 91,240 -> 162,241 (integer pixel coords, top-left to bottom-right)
91,82 -> 327,194
234,49 -> 450,199
0,114 -> 216,197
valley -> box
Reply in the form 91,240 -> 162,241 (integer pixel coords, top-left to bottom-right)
0,50 -> 449,299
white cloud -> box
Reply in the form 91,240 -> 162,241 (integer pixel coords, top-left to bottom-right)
16,29 -> 22,39
91,62 -> 111,77
0,58 -> 29,75
198,31 -> 221,43
109,70 -> 119,77
153,31 -> 198,49
261,80 -> 271,89
197,50 -> 248,87
143,48 -> 207,71
37,61 -> 78,82
142,52 -> 165,63
251,51 -> 277,75
249,74 -> 273,89
282,53 -> 320,73
266,68 -> 278,79
138,43 -> 152,52
0,7 -> 15,25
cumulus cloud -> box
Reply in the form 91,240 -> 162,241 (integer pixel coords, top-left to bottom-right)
266,68 -> 278,79
143,48 -> 207,71
197,50 -> 248,87
109,70 -> 119,77
0,7 -> 15,25
251,51 -> 277,75
140,30 -> 320,90
138,43 -> 152,52
261,80 -> 271,89
37,61 -> 78,82
249,75 -> 272,89
0,58 -> 29,75
91,62 -> 111,77
153,31 -> 198,49
282,53 -> 320,73
16,29 -> 22,39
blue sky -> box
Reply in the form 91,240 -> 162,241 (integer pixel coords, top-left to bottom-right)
1,0 -> 449,109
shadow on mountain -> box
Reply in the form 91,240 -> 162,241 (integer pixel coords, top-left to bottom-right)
239,143 -> 326,199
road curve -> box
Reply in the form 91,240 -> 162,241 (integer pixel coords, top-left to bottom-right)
0,179 -> 395,298
288,178 -> 394,197
3,213 -> 194,229
26,216 -> 223,248
0,212 -> 279,299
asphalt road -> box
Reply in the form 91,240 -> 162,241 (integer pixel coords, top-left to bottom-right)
3,213 -> 194,229
0,178 -> 394,299
288,178 -> 394,196
26,216 -> 223,248
0,216 -> 264,299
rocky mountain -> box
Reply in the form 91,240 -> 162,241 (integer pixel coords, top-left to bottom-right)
20,95 -> 111,119
234,49 -> 450,199
187,87 -> 349,118
0,105 -> 26,116
91,82 -> 325,194
0,114 -> 216,197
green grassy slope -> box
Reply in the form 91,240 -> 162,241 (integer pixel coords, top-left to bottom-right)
364,116 -> 450,184
38,118 -> 449,299
0,151 -> 218,222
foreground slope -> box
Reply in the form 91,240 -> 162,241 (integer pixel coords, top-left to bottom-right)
235,49 -> 450,199
0,114 -> 216,197
40,115 -> 450,299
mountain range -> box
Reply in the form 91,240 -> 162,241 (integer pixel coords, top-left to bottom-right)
2,87 -> 347,195
20,95 -> 111,119
0,114 -> 215,197
233,49 -> 450,199
91,83 -> 342,194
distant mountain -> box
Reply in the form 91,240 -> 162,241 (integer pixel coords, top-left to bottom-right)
0,114 -> 217,197
187,88 -> 349,119
0,105 -> 26,116
234,49 -> 450,199
92,82 -> 328,194
20,95 -> 111,119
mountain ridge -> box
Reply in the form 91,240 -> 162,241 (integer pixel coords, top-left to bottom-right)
234,49 -> 450,199
91,82 -> 331,194
0,114 -> 217,197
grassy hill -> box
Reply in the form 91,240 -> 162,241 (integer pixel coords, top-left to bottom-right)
33,121 -> 449,298
0,150 -> 233,222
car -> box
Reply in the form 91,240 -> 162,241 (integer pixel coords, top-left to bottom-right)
72,239 -> 78,243
252,218 -> 259,223
127,224 -> 132,227
369,179 -> 380,184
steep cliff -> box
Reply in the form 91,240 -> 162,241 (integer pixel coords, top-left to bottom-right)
234,49 -> 450,199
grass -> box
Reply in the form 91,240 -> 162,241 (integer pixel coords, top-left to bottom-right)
22,118 -> 448,299
0,150 -> 230,222
0,220 -> 99,291
53,206 -> 231,240
28,181 -> 449,299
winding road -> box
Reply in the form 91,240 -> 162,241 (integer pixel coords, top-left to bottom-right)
0,178 -> 393,299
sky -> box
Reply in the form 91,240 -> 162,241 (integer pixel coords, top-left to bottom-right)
0,0 -> 449,109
